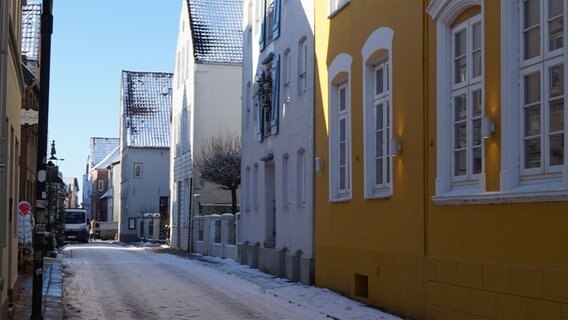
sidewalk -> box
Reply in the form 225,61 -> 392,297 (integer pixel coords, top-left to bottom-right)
10,257 -> 64,320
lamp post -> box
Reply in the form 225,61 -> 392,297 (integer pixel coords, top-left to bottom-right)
32,0 -> 53,318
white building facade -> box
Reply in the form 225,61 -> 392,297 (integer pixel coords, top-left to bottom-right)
238,0 -> 315,284
119,71 -> 172,242
169,0 -> 243,251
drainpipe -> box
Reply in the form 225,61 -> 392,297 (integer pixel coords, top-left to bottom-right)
31,0 -> 53,318
0,0 -> 10,299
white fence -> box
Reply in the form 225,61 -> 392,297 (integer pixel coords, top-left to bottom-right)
193,213 -> 236,260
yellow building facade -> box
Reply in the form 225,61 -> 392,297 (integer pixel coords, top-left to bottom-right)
1,0 -> 24,317
315,0 -> 568,318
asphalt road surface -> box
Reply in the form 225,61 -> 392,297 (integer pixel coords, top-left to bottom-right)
61,242 -> 330,320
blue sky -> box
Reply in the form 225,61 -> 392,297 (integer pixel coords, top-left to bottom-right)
46,0 -> 180,193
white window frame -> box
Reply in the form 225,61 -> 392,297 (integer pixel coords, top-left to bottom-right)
299,37 -> 308,94
362,27 -> 394,199
98,180 -> 104,192
134,162 -> 143,178
283,48 -> 291,101
427,0 -> 487,203
499,0 -> 568,203
328,53 -> 353,201
253,164 -> 259,210
450,17 -> 484,187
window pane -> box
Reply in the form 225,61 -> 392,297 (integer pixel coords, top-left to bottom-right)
472,51 -> 482,78
524,0 -> 540,28
454,29 -> 466,57
472,148 -> 482,174
454,94 -> 467,121
473,119 -> 482,146
524,27 -> 541,59
472,90 -> 482,117
455,123 -> 467,148
549,65 -> 564,98
375,158 -> 383,185
550,134 -> 564,166
386,156 -> 390,183
454,150 -> 466,176
524,72 -> 540,104
550,100 -> 564,132
339,118 -> 346,141
455,56 -> 467,84
550,0 -> 563,17
376,103 -> 383,130
376,68 -> 384,95
525,137 -> 541,168
339,167 -> 346,190
339,87 -> 346,111
549,16 -> 564,51
376,131 -> 383,157
472,22 -> 481,50
339,142 -> 346,166
525,105 -> 541,136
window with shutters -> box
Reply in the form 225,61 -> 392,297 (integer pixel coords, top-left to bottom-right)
259,0 -> 281,51
254,54 -> 281,142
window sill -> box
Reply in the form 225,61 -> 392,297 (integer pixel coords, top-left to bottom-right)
433,183 -> 568,205
328,1 -> 350,19
365,190 -> 392,200
329,195 -> 351,203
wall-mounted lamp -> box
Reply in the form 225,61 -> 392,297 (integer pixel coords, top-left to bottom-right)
390,139 -> 402,157
481,116 -> 496,139
315,157 -> 324,172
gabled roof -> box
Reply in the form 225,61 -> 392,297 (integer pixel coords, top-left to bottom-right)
187,0 -> 243,64
21,3 -> 41,62
89,137 -> 119,169
93,146 -> 119,170
121,70 -> 172,148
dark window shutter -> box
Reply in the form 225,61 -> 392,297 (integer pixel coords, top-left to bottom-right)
270,55 -> 280,135
256,71 -> 265,142
259,0 -> 266,51
272,0 -> 281,40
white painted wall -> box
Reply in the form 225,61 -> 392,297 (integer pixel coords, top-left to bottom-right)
119,148 -> 170,241
170,0 -> 242,249
240,0 -> 315,257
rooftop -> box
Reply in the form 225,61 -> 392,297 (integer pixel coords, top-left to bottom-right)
89,137 -> 119,169
187,0 -> 243,64
21,3 -> 41,62
121,70 -> 173,148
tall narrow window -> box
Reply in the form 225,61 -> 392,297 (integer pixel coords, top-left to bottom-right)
520,0 -> 565,178
245,166 -> 251,211
299,38 -> 308,93
296,149 -> 306,207
337,83 -> 350,194
283,49 -> 291,101
134,163 -> 143,178
328,53 -> 352,201
253,164 -> 259,210
98,180 -> 104,192
373,61 -> 391,190
282,155 -> 289,208
451,16 -> 484,183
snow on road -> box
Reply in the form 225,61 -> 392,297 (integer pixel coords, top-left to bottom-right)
61,241 -> 400,320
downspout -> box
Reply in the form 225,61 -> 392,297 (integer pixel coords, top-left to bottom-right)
0,0 -> 10,298
422,0 -> 430,257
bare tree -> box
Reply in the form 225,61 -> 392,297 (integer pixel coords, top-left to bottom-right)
194,134 -> 241,214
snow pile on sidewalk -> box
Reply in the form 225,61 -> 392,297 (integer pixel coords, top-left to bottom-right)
146,245 -> 400,320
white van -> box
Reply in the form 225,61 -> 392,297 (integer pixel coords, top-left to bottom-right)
63,208 -> 89,243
